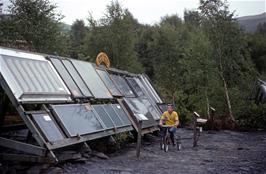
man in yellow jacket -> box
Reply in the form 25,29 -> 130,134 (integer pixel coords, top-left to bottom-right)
159,104 -> 179,145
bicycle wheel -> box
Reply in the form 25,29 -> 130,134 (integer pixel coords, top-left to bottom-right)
160,138 -> 164,150
177,143 -> 181,151
164,143 -> 169,152
176,136 -> 181,151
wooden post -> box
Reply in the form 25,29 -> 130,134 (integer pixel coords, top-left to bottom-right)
193,114 -> 197,147
136,120 -> 142,158
193,112 -> 200,147
210,107 -> 216,130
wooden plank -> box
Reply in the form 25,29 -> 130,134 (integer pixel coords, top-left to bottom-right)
47,126 -> 132,150
0,137 -> 47,156
0,153 -> 55,163
136,121 -> 142,158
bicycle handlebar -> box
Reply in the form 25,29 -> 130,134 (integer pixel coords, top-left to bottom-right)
160,125 -> 175,128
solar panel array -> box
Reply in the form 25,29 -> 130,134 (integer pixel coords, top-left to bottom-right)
0,47 -> 165,147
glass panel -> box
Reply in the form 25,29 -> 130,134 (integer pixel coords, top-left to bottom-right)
139,98 -> 161,120
103,105 -> 124,127
96,69 -> 122,96
110,74 -> 135,97
157,103 -> 168,113
93,105 -> 115,129
32,113 -> 65,142
62,59 -> 93,97
71,59 -> 113,99
51,104 -> 104,137
140,75 -> 163,103
135,77 -> 159,104
111,104 -> 131,126
50,57 -> 83,98
126,77 -> 145,97
123,98 -> 156,128
0,54 -> 70,102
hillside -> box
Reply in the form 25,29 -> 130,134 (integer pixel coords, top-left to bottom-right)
237,12 -> 266,32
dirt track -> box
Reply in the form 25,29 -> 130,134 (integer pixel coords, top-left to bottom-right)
61,129 -> 266,174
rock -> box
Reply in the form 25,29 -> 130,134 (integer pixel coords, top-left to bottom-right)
239,166 -> 250,171
92,151 -> 109,159
43,167 -> 63,174
58,152 -> 82,162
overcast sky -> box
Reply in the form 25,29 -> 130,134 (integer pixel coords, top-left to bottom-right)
2,0 -> 266,25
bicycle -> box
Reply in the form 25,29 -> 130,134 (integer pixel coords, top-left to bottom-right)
160,125 -> 181,152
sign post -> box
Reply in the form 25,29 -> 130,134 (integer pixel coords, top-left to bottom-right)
134,114 -> 148,158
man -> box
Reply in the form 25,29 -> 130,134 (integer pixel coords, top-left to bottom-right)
159,104 -> 179,145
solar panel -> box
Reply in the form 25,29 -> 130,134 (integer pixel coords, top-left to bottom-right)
71,59 -> 113,99
49,57 -> 83,98
110,74 -> 135,97
123,98 -> 156,128
96,69 -> 122,96
140,75 -> 163,103
0,49 -> 71,102
32,113 -> 65,142
92,105 -> 115,129
103,105 -> 124,127
139,98 -> 161,120
157,103 -> 168,113
51,104 -> 104,137
126,77 -> 145,97
61,59 -> 93,98
111,104 -> 131,126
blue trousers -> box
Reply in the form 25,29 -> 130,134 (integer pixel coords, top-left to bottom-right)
162,126 -> 177,144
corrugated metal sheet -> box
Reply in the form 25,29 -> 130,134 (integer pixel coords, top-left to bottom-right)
0,48 -> 71,102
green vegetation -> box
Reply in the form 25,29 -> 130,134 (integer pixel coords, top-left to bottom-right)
0,0 -> 265,129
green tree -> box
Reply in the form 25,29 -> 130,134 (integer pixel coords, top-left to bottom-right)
69,19 -> 87,59
5,0 -> 67,54
83,1 -> 143,73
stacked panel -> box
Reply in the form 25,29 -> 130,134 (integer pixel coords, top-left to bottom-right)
0,49 -> 71,102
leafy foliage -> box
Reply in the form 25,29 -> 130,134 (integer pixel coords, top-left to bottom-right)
0,0 -> 265,129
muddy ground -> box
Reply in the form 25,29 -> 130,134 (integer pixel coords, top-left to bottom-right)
1,129 -> 266,174
61,129 -> 266,174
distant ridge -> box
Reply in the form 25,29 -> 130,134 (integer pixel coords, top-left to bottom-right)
237,12 -> 266,32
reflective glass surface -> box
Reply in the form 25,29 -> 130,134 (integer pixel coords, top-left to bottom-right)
0,54 -> 70,102
111,104 -> 131,126
140,75 -> 163,103
157,103 -> 168,113
93,105 -> 114,129
62,59 -> 93,97
32,113 -> 65,142
71,60 -> 112,99
123,98 -> 156,128
139,98 -> 161,120
96,69 -> 122,96
126,77 -> 145,97
50,57 -> 83,98
103,105 -> 124,127
110,74 -> 135,97
52,104 -> 104,137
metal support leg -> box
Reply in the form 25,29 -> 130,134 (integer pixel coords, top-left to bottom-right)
136,121 -> 142,158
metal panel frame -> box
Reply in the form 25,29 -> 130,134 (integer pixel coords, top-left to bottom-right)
139,74 -> 163,103
47,56 -> 86,99
50,104 -> 106,137
61,58 -> 94,98
70,58 -> 113,99
0,50 -> 71,103
0,74 -> 58,161
118,98 -> 158,133
95,66 -> 123,97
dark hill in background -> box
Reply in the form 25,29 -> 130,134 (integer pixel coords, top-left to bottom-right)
237,12 -> 266,32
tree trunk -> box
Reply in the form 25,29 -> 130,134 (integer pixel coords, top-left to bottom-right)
221,75 -> 235,122
205,90 -> 210,119
217,44 -> 235,123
